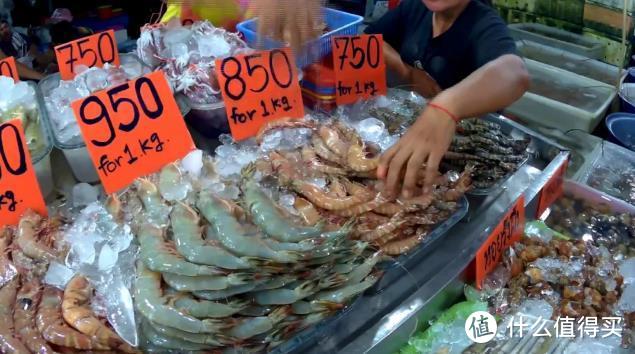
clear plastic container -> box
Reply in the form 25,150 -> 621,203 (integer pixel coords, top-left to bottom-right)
505,59 -> 616,133
0,81 -> 54,198
37,54 -> 151,183
509,23 -> 605,59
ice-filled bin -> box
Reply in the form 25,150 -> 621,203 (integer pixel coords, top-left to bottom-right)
516,40 -> 621,85
509,23 -> 605,59
38,53 -> 151,183
579,140 -> 635,206
0,80 -> 54,197
505,59 -> 616,133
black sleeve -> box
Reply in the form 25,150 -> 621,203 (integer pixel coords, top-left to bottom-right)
364,0 -> 410,50
469,12 -> 518,68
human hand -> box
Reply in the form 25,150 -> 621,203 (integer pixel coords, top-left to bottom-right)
377,102 -> 457,198
407,67 -> 442,98
253,0 -> 323,53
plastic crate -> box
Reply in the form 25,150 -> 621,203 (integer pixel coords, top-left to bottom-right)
237,8 -> 363,68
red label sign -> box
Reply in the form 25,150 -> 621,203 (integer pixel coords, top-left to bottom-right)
475,195 -> 525,289
71,71 -> 195,194
536,159 -> 568,217
215,48 -> 304,141
332,34 -> 387,105
0,57 -> 19,82
55,30 -> 120,80
0,120 -> 47,226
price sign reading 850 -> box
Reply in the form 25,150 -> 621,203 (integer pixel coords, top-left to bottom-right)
215,48 -> 304,141
0,120 -> 46,226
55,30 -> 120,80
332,34 -> 387,105
71,71 -> 195,194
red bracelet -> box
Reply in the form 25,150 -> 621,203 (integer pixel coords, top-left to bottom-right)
428,102 -> 460,123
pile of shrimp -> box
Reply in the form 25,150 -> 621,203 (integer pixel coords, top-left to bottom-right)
107,161 -> 382,352
0,211 -> 137,353
252,118 -> 473,256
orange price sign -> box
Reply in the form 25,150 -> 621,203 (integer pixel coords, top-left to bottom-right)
475,195 -> 525,289
536,159 -> 568,217
0,120 -> 47,226
215,48 -> 304,141
331,34 -> 387,105
71,71 -> 195,194
55,30 -> 120,81
0,56 -> 19,81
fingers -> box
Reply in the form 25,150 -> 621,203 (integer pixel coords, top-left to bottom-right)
423,151 -> 443,194
402,150 -> 427,198
378,143 -> 399,180
385,149 -> 411,198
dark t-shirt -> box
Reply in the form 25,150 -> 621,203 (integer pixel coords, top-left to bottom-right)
365,0 -> 517,89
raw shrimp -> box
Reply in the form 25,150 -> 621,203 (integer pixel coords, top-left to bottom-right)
255,117 -> 316,144
252,280 -> 319,305
135,261 -> 228,334
135,178 -> 171,227
0,277 -> 29,354
16,210 -> 58,262
263,237 -> 322,252
193,281 -> 268,301
311,272 -> 381,304
158,163 -> 189,201
13,279 -> 56,354
0,227 -> 17,287
238,305 -> 274,317
311,135 -> 344,165
327,177 -> 348,198
37,287 -> 110,351
270,311 -> 329,343
347,139 -> 379,172
360,212 -> 409,242
197,192 -> 299,263
291,300 -> 343,315
290,180 -> 374,211
104,194 -> 122,221
225,306 -> 291,340
252,274 -> 299,291
172,294 -> 249,318
318,125 -> 348,157
138,224 -> 227,276
139,320 -> 215,351
382,234 -> 426,256
162,272 -> 254,291
293,197 -> 322,226
243,177 -> 325,242
318,273 -> 349,289
335,193 -> 389,217
62,276 -> 136,353
146,319 -> 234,346
345,251 -> 382,285
301,146 -> 349,175
170,202 -> 254,269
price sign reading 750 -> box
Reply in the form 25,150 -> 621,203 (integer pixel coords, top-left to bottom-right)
55,30 -> 120,80
332,34 -> 387,105
0,120 -> 47,226
71,71 -> 195,194
215,48 -> 304,141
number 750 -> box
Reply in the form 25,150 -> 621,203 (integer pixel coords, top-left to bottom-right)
334,35 -> 381,71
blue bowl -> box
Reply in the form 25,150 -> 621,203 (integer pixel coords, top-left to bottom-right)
605,113 -> 635,151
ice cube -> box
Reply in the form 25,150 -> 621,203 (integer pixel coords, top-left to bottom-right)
84,68 -> 109,92
219,133 -> 234,145
618,284 -> 635,312
164,27 -> 192,47
74,64 -> 90,76
44,262 -> 75,289
170,42 -> 190,60
307,177 -> 327,189
98,276 -> 138,346
260,130 -> 283,151
215,159 -> 242,178
217,185 -> 240,200
515,298 -> 554,320
72,183 -> 101,207
181,149 -> 203,177
234,149 -> 258,166
197,35 -> 231,58
619,258 -> 635,284
356,118 -> 386,143
379,134 -> 399,151
98,244 -> 117,271
215,144 -> 236,158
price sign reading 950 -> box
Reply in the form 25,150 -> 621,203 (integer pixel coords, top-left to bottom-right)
55,30 -> 120,80
0,56 -> 19,81
71,71 -> 195,194
475,196 -> 525,289
0,120 -> 47,226
332,34 -> 387,105
215,48 -> 304,141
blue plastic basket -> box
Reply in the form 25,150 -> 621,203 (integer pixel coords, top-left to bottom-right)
605,113 -> 635,151
237,8 -> 363,68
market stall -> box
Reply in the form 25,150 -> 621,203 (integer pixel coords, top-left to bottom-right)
0,2 -> 634,354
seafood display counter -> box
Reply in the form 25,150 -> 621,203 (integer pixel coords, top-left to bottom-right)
264,114 -> 570,354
